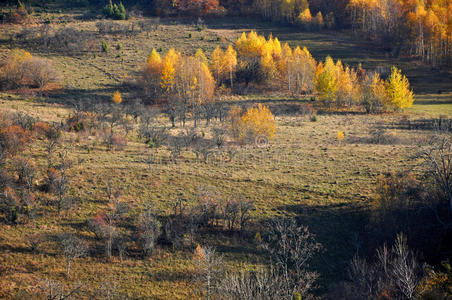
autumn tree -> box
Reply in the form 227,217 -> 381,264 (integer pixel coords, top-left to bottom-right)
195,48 -> 208,65
385,66 -> 414,110
223,45 -> 237,88
210,46 -> 225,84
144,48 -> 163,98
288,46 -> 316,95
361,72 -> 389,113
335,61 -> 360,107
236,104 -> 276,143
0,49 -> 32,89
298,8 -> 312,29
312,11 -> 324,30
0,49 -> 59,90
112,90 -> 122,104
160,48 -> 179,92
315,56 -> 338,104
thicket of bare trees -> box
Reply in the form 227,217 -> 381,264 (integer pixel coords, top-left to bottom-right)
0,49 -> 60,91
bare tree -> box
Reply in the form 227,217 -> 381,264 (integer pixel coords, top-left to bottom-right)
40,278 -> 83,300
115,234 -> 128,263
263,218 -> 322,298
224,199 -> 239,231
193,245 -> 224,300
101,199 -> 128,258
238,198 -> 255,232
60,234 -> 88,276
54,175 -> 69,214
347,233 -> 423,299
138,208 -> 161,256
219,268 -> 288,299
13,157 -> 36,192
44,124 -> 62,169
422,136 -> 452,214
23,57 -> 60,90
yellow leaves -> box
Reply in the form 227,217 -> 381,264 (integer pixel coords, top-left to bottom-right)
337,130 -> 345,140
193,244 -> 205,262
316,56 -> 338,102
112,90 -> 122,104
235,30 -> 266,57
194,48 -> 208,65
239,104 -> 276,141
224,45 -> 238,72
228,104 -> 277,143
370,72 -> 388,104
198,62 -> 215,101
298,8 -> 312,24
160,48 -> 179,91
211,46 -> 225,81
385,66 -> 414,110
160,59 -> 175,91
146,48 -> 162,77
10,48 -> 32,64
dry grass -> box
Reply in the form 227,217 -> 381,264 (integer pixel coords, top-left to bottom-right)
0,12 -> 451,298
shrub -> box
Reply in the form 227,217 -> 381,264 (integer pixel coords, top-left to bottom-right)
0,125 -> 30,157
0,49 -> 32,90
0,50 -> 59,90
24,57 -> 60,90
102,40 -> 109,53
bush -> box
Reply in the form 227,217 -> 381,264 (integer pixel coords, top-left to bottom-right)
0,125 -> 31,157
0,50 -> 59,90
24,57 -> 60,89
0,49 -> 32,90
102,40 -> 109,53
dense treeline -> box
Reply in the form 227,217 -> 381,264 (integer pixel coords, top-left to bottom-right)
348,0 -> 452,66
141,31 -> 414,114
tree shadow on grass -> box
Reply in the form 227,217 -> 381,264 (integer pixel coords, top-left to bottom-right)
274,202 -> 370,292
38,84 -> 121,108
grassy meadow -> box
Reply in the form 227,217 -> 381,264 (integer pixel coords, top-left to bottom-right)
0,12 -> 451,299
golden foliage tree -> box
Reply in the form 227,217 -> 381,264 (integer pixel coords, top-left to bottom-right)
361,72 -> 389,113
385,66 -> 414,110
238,104 -> 276,142
160,48 -> 179,92
224,45 -> 238,88
211,46 -> 225,83
112,90 -> 122,104
315,56 -> 338,103
144,48 -> 163,96
298,8 -> 312,28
